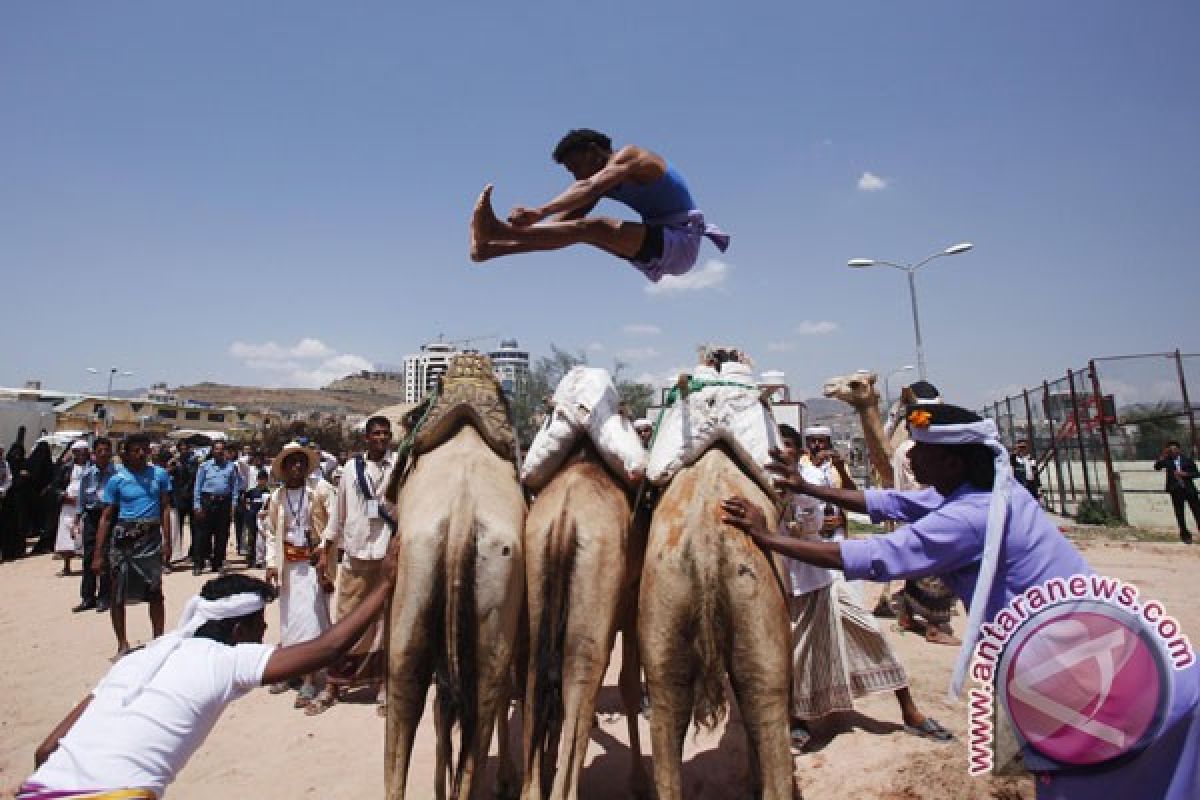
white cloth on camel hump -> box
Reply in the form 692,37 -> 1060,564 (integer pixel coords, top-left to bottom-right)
521,366 -> 648,490
645,361 -> 781,488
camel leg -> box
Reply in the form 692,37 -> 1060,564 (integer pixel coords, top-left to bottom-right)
433,692 -> 451,800
726,604 -> 795,800
547,632 -> 608,800
495,697 -> 520,800
385,658 -> 433,800
618,618 -> 652,800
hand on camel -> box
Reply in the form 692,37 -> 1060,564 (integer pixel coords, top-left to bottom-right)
381,533 -> 401,589
507,206 -> 543,228
766,447 -> 806,494
721,496 -> 770,539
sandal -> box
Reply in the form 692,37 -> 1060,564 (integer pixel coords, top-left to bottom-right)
294,685 -> 318,709
904,717 -> 954,742
790,723 -> 811,753
305,689 -> 337,716
268,682 -> 291,695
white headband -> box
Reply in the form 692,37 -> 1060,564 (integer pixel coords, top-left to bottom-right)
120,591 -> 268,705
912,417 -> 1013,700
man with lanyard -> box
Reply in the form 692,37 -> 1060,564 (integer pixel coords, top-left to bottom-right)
73,437 -> 116,614
93,434 -> 172,661
723,403 -> 1199,799
20,538 -> 401,799
319,415 -> 396,712
469,128 -> 730,283
191,440 -> 242,576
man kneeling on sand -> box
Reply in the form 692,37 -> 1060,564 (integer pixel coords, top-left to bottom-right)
18,538 -> 400,799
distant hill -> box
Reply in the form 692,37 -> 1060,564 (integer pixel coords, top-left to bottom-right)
173,382 -> 404,416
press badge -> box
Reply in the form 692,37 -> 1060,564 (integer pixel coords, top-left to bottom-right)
367,499 -> 380,519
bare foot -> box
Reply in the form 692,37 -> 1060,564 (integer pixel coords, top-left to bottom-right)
470,184 -> 499,262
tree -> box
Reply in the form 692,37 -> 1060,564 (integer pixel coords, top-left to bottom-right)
509,346 -> 656,450
1122,402 -> 1188,459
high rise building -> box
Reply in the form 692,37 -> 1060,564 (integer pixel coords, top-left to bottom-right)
403,340 -> 459,403
488,339 -> 531,395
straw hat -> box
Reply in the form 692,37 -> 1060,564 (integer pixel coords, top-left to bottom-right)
270,441 -> 319,481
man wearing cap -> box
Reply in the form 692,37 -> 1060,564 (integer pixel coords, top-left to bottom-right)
775,424 -> 949,750
725,403 -> 1199,799
20,538 -> 400,799
52,441 -> 90,577
263,442 -> 336,715
192,441 -> 242,575
74,438 -> 117,613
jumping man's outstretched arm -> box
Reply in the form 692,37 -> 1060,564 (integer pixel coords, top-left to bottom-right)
512,146 -> 661,226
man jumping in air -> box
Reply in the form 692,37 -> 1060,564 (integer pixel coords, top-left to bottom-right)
469,128 -> 729,282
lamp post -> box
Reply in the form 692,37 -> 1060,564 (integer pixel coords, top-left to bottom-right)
86,367 -> 134,431
847,242 -> 973,380
884,364 -> 916,407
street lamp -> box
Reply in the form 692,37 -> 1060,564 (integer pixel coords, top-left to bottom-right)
847,242 -> 973,379
86,367 -> 134,432
884,364 -> 916,407
86,366 -> 134,401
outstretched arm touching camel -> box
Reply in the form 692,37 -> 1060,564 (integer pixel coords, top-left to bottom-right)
721,496 -> 844,569
766,447 -> 868,513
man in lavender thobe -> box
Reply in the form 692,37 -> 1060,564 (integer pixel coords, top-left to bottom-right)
722,403 -> 1199,799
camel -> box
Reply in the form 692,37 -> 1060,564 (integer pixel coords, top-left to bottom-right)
384,360 -> 526,800
822,371 -> 894,488
638,446 -> 795,800
520,442 -> 651,800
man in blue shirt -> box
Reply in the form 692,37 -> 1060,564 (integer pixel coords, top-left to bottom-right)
192,440 -> 241,575
93,433 -> 172,661
72,437 -> 117,614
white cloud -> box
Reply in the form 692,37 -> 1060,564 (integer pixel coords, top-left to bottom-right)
767,341 -> 797,353
622,323 -> 662,336
616,346 -> 661,362
857,171 -> 888,191
228,338 -> 373,388
795,320 -> 839,336
644,259 -> 729,295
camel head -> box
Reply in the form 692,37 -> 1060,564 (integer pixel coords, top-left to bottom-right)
823,370 -> 880,409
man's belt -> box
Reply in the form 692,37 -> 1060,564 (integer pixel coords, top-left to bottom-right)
284,542 -> 313,563
201,492 -> 232,504
113,519 -> 161,544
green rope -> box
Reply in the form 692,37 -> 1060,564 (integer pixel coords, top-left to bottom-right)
632,375 -> 760,518
393,383 -> 441,468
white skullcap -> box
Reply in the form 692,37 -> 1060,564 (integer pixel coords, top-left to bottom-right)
70,439 -> 90,451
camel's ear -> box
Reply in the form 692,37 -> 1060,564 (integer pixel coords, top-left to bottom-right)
866,372 -> 878,387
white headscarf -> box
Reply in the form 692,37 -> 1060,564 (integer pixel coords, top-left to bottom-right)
910,415 -> 1011,700
120,591 -> 268,706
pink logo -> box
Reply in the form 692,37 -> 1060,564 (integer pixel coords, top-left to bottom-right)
1000,608 -> 1165,765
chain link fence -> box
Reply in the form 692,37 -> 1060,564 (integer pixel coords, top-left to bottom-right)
981,350 -> 1199,530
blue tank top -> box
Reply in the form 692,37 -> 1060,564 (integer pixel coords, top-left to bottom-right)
604,163 -> 696,222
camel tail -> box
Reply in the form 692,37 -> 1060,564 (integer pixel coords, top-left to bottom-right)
436,497 -> 479,798
688,535 -> 730,731
528,502 -> 577,769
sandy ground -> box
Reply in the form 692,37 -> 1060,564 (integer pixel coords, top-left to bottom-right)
2,535 -> 1197,799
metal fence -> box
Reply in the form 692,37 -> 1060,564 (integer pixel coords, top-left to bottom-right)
980,350 -> 1199,529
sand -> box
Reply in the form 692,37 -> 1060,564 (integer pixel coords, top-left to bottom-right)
2,536 -> 1197,799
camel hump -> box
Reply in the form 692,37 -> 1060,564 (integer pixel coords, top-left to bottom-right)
646,377 -> 780,496
522,366 -> 647,492
412,353 -> 517,462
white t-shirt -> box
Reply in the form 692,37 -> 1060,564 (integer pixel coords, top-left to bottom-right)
784,463 -> 839,596
29,638 -> 274,796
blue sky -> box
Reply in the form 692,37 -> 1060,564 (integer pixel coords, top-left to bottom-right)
3,2 -> 1198,408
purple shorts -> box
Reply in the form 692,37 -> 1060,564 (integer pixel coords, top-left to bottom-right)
629,210 -> 730,283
